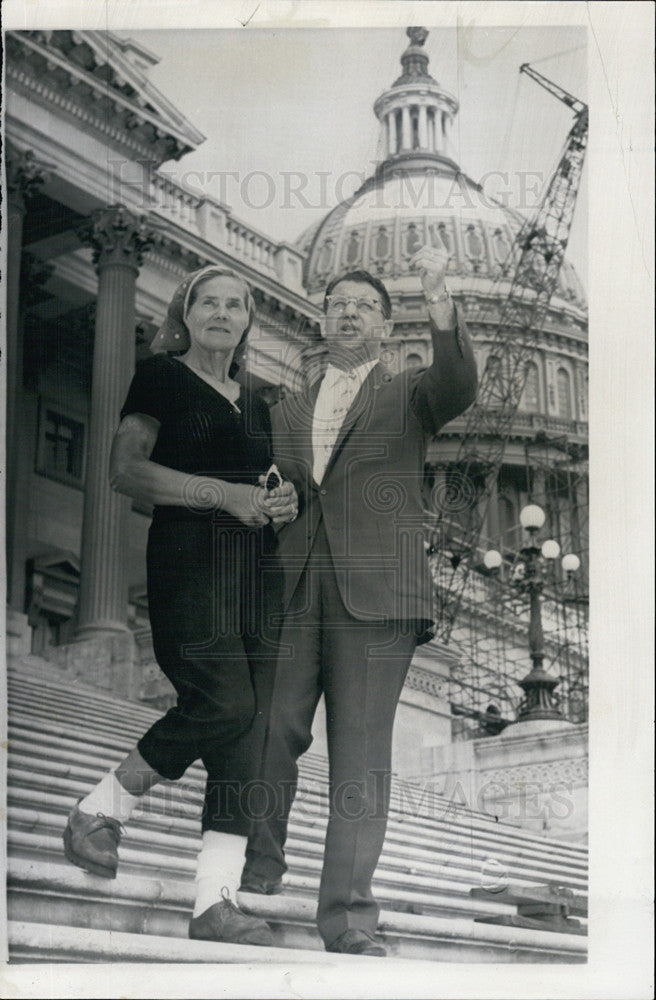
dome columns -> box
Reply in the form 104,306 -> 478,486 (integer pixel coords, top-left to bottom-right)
373,28 -> 458,168
375,90 -> 457,159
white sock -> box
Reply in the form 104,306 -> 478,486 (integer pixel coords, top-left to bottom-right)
78,771 -> 141,825
192,831 -> 247,918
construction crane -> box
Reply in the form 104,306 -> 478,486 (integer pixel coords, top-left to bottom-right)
430,63 -> 588,643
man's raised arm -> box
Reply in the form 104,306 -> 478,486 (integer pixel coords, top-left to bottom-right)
409,244 -> 478,433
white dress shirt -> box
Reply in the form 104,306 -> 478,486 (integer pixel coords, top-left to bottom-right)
312,359 -> 378,484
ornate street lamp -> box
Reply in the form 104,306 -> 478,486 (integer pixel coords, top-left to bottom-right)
484,503 -> 581,723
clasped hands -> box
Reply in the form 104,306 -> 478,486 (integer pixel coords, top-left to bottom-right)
227,479 -> 298,528
258,477 -> 298,526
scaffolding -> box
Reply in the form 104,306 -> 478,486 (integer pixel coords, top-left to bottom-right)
431,66 -> 588,647
427,435 -> 589,738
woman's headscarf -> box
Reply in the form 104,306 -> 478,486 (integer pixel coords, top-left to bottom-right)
150,265 -> 255,354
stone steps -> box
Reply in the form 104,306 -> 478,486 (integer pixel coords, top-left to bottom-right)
6,918 -> 584,964
7,788 -> 587,894
6,861 -> 585,963
7,708 -> 587,864
5,658 -> 588,963
8,666 -> 589,847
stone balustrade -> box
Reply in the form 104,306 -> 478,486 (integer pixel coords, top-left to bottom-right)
144,169 -> 304,291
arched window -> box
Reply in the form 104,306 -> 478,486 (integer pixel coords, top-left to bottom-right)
406,352 -> 423,368
405,223 -> 422,255
345,230 -> 361,266
316,238 -> 334,274
492,228 -> 510,264
557,367 -> 573,418
522,362 -> 540,412
374,226 -> 390,259
465,224 -> 483,259
483,355 -> 506,409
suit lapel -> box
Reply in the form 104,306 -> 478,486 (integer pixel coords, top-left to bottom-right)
277,378 -> 321,468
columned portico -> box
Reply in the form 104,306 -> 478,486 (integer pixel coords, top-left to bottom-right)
4,142 -> 48,610
75,205 -> 153,637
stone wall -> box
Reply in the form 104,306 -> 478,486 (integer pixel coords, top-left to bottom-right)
422,718 -> 588,843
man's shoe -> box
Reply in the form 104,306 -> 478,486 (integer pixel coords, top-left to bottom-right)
189,889 -> 274,947
62,802 -> 124,878
238,872 -> 284,895
326,929 -> 387,957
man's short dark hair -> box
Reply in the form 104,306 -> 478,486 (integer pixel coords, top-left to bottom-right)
323,270 -> 393,320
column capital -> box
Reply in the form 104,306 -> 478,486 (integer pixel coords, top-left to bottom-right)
77,204 -> 154,273
5,142 -> 48,209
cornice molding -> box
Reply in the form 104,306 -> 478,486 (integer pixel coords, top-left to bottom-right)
6,62 -> 176,166
6,31 -> 198,161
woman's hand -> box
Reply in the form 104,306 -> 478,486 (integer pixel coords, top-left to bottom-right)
259,477 -> 299,525
224,483 -> 271,528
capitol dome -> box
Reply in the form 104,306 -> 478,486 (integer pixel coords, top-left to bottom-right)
300,168 -> 587,317
296,27 -> 588,443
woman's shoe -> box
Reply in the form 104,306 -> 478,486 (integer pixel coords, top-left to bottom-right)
62,802 -> 124,878
188,888 -> 274,946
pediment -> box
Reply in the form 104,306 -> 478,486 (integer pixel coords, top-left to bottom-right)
6,29 -> 205,166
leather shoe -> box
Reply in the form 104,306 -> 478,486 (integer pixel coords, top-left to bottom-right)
238,872 -> 284,895
63,802 -> 124,878
326,929 -> 387,957
189,889 -> 273,946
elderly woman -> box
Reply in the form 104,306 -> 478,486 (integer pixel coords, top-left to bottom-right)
62,266 -> 297,946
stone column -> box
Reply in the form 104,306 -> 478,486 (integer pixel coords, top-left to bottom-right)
384,114 -> 391,157
401,106 -> 411,150
4,143 -> 47,609
390,112 -> 399,154
75,205 -> 153,637
418,104 -> 428,149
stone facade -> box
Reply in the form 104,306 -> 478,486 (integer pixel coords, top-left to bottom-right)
422,719 -> 588,842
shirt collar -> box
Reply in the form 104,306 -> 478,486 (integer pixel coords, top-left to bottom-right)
323,358 -> 378,389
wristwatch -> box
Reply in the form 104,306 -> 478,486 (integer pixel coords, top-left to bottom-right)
425,285 -> 451,304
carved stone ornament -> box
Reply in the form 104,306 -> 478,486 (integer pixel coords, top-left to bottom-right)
5,142 -> 48,206
77,204 -> 154,272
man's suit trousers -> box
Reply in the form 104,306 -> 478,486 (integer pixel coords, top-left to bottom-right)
245,518 -> 419,946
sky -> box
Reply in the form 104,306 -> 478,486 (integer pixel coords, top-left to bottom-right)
126,24 -> 588,280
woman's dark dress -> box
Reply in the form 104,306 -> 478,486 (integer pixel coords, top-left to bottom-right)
120,354 -> 282,835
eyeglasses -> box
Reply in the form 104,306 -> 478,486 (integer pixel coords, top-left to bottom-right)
325,295 -> 384,316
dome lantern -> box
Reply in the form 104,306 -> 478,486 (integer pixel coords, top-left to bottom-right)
373,27 -> 459,176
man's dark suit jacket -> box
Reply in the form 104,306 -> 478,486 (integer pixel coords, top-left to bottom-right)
269,307 -> 478,628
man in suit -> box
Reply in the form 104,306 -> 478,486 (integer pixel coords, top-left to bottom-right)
240,244 -> 478,955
